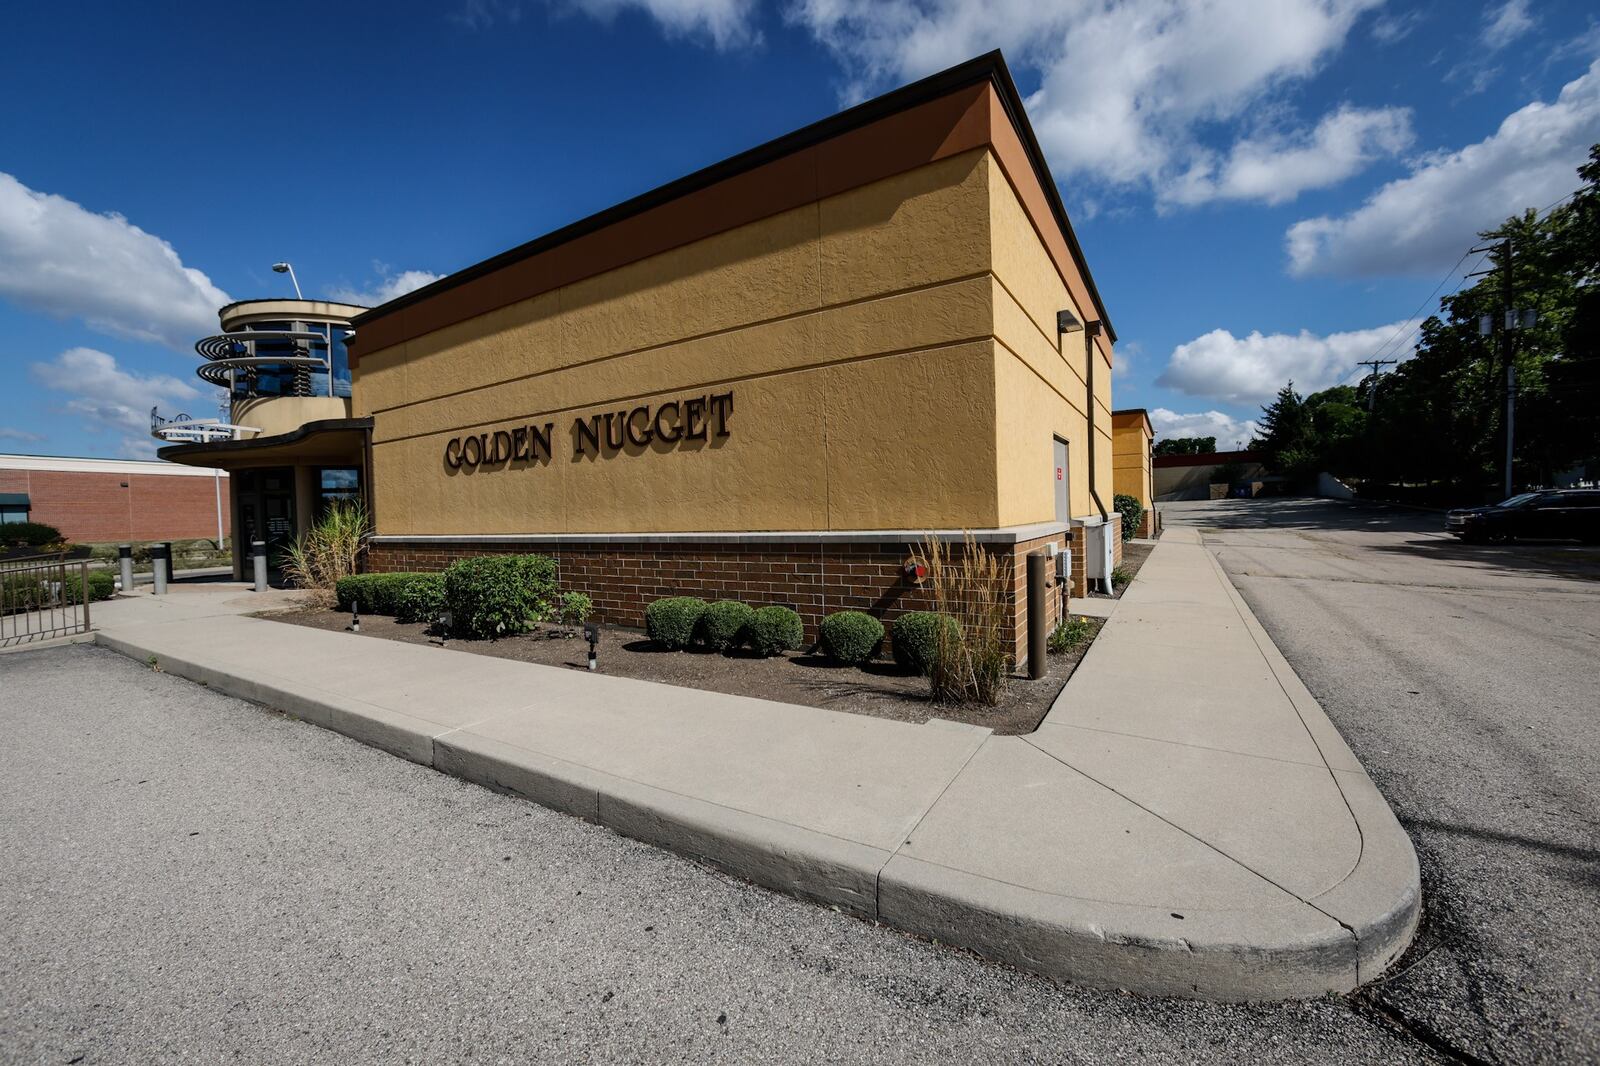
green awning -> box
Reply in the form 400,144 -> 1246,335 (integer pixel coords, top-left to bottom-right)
0,493 -> 29,507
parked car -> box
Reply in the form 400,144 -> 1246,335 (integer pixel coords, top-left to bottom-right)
1446,489 -> 1600,543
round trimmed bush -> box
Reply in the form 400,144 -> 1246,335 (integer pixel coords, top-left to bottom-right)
0,521 -> 64,548
891,611 -> 957,675
395,575 -> 446,624
747,605 -> 803,658
442,554 -> 559,639
701,599 -> 755,653
64,569 -> 116,603
646,596 -> 707,650
820,610 -> 884,664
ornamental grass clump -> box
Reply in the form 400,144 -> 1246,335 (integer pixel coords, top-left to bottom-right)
701,599 -> 755,653
646,596 -> 708,650
283,501 -> 370,607
819,610 -> 884,664
891,611 -> 958,676
442,553 -> 559,639
747,605 -> 803,657
911,532 -> 1013,705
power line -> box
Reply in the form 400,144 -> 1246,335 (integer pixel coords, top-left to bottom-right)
1338,185 -> 1583,389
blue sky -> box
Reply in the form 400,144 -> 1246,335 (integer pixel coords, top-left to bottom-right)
2,0 -> 1597,457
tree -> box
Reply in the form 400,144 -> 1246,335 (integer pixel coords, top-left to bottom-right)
1245,142 -> 1600,499
1254,383 -> 1309,461
1153,436 -> 1216,456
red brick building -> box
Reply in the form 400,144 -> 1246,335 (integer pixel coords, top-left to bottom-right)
0,455 -> 230,545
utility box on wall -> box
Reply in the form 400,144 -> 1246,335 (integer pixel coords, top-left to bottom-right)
1081,517 -> 1114,594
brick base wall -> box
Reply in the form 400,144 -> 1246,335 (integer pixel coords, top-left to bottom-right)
368,531 -> 1074,672
1136,507 -> 1160,539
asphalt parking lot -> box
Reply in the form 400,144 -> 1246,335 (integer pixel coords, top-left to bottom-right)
1169,496 -> 1600,1065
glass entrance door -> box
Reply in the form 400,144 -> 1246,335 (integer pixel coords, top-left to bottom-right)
235,467 -> 296,578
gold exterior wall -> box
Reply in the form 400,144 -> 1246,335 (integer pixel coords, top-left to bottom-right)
1111,412 -> 1154,509
987,153 -> 1113,526
355,149 -> 1109,536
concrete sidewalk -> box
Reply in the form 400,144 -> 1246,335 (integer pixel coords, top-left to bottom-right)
73,528 -> 1418,1001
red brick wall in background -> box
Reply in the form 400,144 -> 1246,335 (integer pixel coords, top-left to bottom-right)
0,468 -> 229,544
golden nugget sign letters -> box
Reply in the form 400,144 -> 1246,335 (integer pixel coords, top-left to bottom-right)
444,391 -> 733,471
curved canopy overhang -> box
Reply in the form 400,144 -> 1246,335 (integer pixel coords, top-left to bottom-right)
157,418 -> 372,472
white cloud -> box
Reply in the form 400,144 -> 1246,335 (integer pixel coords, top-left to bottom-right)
1149,407 -> 1260,449
788,0 -> 1386,202
0,173 -> 229,353
1482,0 -> 1534,50
510,0 -> 759,47
327,268 -> 442,308
1167,104 -> 1413,206
1111,340 -> 1140,378
0,427 -> 46,443
30,347 -> 204,457
1288,58 -> 1600,277
1370,8 -> 1422,43
1156,319 -> 1419,405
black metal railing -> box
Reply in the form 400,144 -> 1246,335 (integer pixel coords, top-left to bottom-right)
0,554 -> 93,647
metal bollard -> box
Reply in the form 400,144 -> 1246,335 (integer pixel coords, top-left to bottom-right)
151,543 -> 169,596
1027,552 -> 1048,681
252,540 -> 268,592
118,544 -> 134,594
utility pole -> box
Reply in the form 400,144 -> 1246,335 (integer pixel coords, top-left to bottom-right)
1357,358 -> 1397,411
1469,236 -> 1536,498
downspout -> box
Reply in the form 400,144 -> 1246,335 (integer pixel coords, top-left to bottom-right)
1085,321 -> 1109,521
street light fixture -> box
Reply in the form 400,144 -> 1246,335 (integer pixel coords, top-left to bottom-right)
271,262 -> 303,300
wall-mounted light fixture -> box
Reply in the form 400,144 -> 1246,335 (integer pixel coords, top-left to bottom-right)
1056,309 -> 1083,334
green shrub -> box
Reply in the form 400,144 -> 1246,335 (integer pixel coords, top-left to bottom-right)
1113,494 -> 1144,542
645,596 -> 707,650
1048,615 -> 1096,654
891,611 -> 957,675
395,575 -> 446,625
442,554 -> 559,639
559,591 -> 594,626
747,605 -> 803,657
336,572 -> 438,615
701,599 -> 755,653
63,569 -> 116,603
820,610 -> 884,664
1111,565 -> 1132,590
0,521 -> 64,548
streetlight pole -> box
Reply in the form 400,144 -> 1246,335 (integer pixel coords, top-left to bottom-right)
272,262 -> 303,300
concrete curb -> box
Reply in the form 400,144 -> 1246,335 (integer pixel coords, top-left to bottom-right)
87,558 -> 1420,1003
1203,550 -> 1421,985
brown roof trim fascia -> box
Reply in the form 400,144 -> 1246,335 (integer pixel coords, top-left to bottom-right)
156,418 -> 374,465
350,50 -> 1115,358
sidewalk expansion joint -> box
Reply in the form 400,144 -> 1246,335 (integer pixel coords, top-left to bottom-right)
1018,734 -> 1357,940
872,732 -> 989,920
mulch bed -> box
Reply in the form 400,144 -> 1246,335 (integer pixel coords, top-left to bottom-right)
255,608 -> 1105,736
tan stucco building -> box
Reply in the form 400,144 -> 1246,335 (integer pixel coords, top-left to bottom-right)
1111,408 -> 1158,538
163,51 -> 1122,667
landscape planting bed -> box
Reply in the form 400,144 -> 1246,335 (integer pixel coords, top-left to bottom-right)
257,608 -> 1104,735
